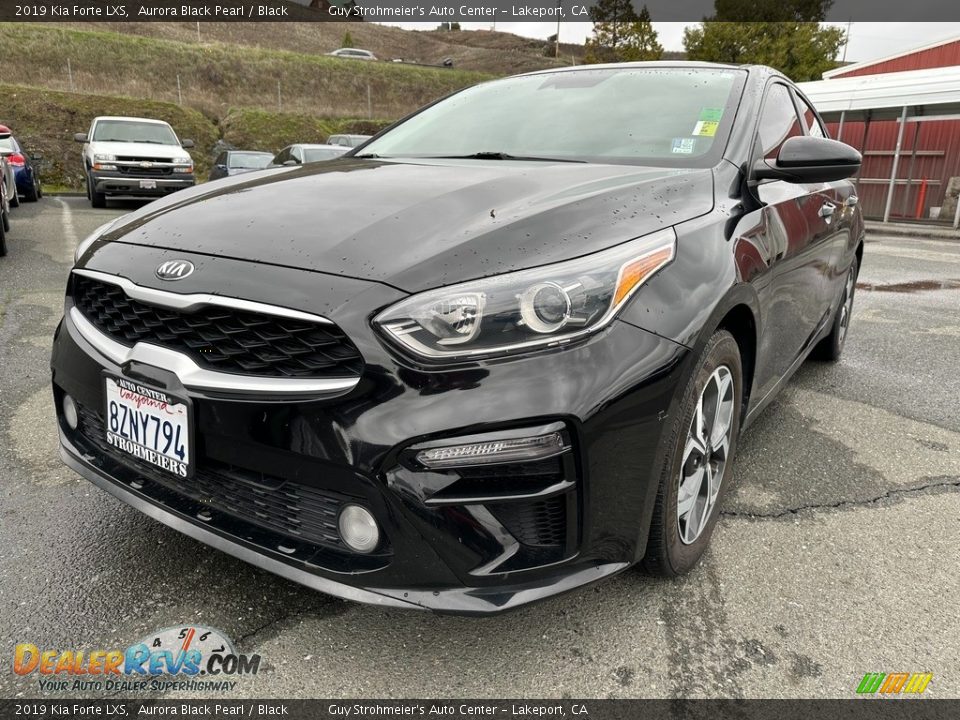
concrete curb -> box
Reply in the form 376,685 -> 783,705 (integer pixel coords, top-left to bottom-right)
865,221 -> 960,241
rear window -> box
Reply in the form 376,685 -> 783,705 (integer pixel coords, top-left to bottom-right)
302,148 -> 345,162
228,153 -> 272,169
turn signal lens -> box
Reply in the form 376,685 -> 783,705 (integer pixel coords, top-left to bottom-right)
416,431 -> 567,469
614,246 -> 676,306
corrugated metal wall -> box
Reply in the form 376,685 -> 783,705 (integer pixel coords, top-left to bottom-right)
825,39 -> 960,221
826,117 -> 960,220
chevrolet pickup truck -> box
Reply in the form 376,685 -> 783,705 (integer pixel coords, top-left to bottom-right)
74,116 -> 195,208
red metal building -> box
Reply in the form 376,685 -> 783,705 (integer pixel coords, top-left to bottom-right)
814,37 -> 960,223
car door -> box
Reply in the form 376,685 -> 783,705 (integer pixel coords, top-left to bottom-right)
793,88 -> 859,315
746,81 -> 836,403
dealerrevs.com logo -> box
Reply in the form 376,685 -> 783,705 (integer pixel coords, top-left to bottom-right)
856,672 -> 933,696
13,626 -> 260,693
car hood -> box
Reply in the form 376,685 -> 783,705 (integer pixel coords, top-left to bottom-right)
105,158 -> 713,293
88,141 -> 189,159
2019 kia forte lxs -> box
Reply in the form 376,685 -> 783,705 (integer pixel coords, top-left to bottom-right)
51,63 -> 863,614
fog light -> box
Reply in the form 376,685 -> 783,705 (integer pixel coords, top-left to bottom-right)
416,431 -> 567,469
338,505 -> 380,554
62,394 -> 79,430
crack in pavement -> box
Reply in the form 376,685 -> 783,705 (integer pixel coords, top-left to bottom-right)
235,602 -> 346,651
721,476 -> 960,519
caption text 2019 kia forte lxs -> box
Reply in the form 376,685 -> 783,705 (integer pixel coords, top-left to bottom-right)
51,63 -> 863,614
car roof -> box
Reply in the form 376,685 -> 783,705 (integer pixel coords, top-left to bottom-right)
292,144 -> 344,150
94,116 -> 172,125
229,150 -> 272,155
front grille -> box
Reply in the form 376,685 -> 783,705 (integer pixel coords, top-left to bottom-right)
117,166 -> 172,177
117,156 -> 173,164
76,403 -> 347,549
72,274 -> 364,379
488,496 -> 567,547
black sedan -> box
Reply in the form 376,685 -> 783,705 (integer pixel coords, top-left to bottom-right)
51,62 -> 863,614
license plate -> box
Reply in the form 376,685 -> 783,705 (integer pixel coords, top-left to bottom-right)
104,375 -> 192,478
139,179 -> 157,189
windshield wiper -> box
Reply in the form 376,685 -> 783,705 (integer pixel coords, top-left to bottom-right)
353,153 -> 387,159
433,152 -> 586,163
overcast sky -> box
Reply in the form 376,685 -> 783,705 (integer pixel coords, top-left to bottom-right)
379,22 -> 960,64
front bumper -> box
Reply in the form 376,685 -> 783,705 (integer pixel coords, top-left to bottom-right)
91,170 -> 195,196
51,252 -> 691,614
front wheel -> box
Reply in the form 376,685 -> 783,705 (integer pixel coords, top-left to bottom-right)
0,214 -> 7,257
643,330 -> 743,576
89,174 -> 106,208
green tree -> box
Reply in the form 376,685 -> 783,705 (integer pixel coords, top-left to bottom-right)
341,30 -> 354,48
584,3 -> 663,64
683,0 -> 845,81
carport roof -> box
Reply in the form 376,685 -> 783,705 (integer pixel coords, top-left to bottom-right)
798,65 -> 960,121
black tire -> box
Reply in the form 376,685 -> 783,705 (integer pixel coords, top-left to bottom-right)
23,176 -> 39,202
0,216 -> 7,257
10,190 -> 19,208
813,255 -> 859,362
90,183 -> 107,209
643,329 -> 743,577
1,202 -> 9,232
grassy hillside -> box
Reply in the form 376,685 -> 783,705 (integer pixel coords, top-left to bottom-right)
51,21 -> 575,74
1,25 -> 491,120
0,84 -> 393,189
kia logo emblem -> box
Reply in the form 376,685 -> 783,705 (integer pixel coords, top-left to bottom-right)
156,260 -> 195,281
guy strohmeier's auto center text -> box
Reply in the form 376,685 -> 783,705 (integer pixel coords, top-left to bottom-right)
13,2 -> 585,19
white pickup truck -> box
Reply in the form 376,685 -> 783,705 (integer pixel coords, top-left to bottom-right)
74,116 -> 196,207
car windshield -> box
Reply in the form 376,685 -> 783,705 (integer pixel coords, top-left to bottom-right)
361,67 -> 746,166
229,152 -> 272,169
92,120 -> 179,145
302,148 -> 345,162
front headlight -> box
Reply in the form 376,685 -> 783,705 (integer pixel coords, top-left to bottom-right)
74,215 -> 129,264
93,154 -> 117,163
373,227 -> 676,361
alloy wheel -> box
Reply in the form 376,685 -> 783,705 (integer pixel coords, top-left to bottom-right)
677,365 -> 735,545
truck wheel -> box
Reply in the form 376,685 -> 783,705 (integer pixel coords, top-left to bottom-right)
89,175 -> 107,208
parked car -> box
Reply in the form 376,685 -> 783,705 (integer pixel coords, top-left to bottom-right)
0,152 -> 16,210
270,144 -> 348,166
208,150 -> 274,181
52,63 -> 863,614
0,124 -> 42,203
74,116 -> 195,208
327,134 -> 371,149
0,158 -> 9,257
326,48 -> 377,61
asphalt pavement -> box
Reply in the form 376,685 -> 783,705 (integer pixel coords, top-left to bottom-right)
1,197 -> 958,699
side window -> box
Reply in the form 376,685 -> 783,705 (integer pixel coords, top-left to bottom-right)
794,92 -> 827,139
756,83 -> 804,162
215,152 -> 226,166
274,149 -> 288,164
292,148 -> 303,163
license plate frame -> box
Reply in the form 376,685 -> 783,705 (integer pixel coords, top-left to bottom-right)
103,373 -> 194,479
139,179 -> 157,190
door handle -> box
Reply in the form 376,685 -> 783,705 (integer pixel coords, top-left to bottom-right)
845,195 -> 859,207
819,202 -> 837,219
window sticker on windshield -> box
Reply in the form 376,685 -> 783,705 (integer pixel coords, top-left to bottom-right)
671,138 -> 696,155
699,108 -> 723,123
692,120 -> 719,137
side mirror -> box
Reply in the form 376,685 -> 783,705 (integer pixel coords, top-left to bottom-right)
181,139 -> 195,148
283,159 -> 299,166
74,133 -> 88,143
215,163 -> 227,170
753,136 -> 861,184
